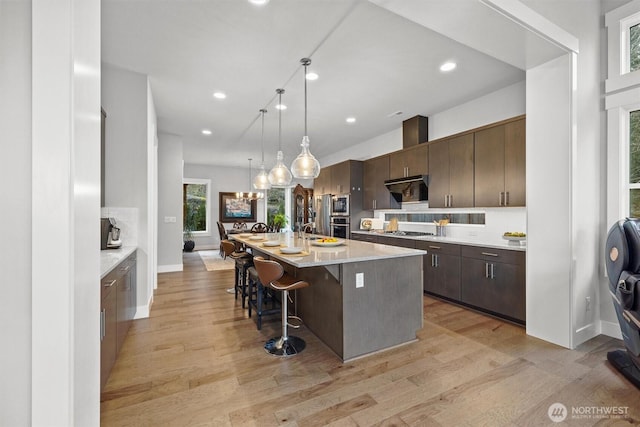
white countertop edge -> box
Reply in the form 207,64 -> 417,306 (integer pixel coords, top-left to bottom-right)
268,250 -> 426,268
351,231 -> 526,252
100,246 -> 137,278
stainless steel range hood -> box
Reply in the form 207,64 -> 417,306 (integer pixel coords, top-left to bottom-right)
383,175 -> 428,203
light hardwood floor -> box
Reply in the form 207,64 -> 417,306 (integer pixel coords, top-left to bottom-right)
101,252 -> 640,426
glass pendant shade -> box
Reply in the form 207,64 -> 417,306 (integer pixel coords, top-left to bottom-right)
290,136 -> 320,179
292,58 -> 321,179
253,164 -> 271,190
268,150 -> 293,185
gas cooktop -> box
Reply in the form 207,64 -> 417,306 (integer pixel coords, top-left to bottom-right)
384,231 -> 435,236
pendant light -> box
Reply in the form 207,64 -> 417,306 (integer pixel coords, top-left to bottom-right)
290,57 -> 321,179
237,158 -> 264,200
268,88 -> 293,186
253,109 -> 271,190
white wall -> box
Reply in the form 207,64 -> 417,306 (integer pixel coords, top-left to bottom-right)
319,81 -> 526,168
102,63 -> 156,317
0,1 -> 32,423
183,163 -> 268,250
158,134 -> 184,271
2,0 -> 103,425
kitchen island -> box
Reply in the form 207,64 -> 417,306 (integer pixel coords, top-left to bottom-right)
231,233 -> 425,362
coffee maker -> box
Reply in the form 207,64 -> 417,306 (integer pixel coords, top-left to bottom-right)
101,217 -> 122,249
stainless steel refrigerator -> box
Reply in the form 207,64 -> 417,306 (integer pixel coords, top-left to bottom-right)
314,194 -> 332,236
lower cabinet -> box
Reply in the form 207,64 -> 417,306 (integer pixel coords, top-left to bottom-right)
351,233 -> 378,243
416,241 -> 461,300
101,251 -> 137,391
460,246 -> 525,323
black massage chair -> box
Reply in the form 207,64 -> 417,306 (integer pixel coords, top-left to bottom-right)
605,218 -> 640,388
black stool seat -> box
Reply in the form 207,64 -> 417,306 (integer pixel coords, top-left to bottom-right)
221,240 -> 253,306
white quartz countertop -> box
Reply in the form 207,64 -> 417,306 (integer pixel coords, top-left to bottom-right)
351,230 -> 526,252
231,233 -> 425,268
101,246 -> 137,278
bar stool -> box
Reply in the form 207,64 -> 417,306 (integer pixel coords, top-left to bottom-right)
252,256 -> 310,357
246,266 -> 280,330
221,239 -> 252,306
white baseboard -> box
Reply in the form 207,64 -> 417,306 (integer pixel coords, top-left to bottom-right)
574,322 -> 599,347
133,295 -> 153,319
600,320 -> 623,340
158,264 -> 183,273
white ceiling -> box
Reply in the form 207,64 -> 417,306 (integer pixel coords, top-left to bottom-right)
101,0 -> 526,169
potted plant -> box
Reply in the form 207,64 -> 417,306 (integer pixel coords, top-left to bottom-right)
271,213 -> 288,232
183,205 -> 196,252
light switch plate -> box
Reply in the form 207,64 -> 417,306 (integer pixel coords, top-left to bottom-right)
356,272 -> 364,288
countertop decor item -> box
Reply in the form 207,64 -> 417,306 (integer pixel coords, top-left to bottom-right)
291,58 -> 321,179
268,88 -> 293,186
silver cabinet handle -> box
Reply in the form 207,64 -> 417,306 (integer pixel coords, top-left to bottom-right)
100,309 -> 105,340
481,252 -> 498,257
491,263 -> 495,279
121,265 -> 130,272
435,254 -> 439,268
505,191 -> 509,206
485,262 -> 489,278
428,245 -> 441,249
499,192 -> 503,206
104,279 -> 116,288
444,195 -> 447,206
431,254 -> 435,267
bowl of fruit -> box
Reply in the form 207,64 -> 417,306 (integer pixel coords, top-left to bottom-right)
311,237 -> 345,247
502,231 -> 526,244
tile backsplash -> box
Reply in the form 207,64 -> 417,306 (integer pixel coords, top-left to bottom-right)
101,207 -> 138,247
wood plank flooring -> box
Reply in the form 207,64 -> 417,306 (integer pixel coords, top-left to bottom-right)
101,252 -> 640,426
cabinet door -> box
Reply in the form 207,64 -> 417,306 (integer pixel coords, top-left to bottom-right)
331,161 -> 350,195
314,167 -> 330,195
428,140 -> 449,208
363,156 -> 392,210
405,143 -> 428,177
460,258 -> 525,322
504,118 -> 526,206
378,235 -> 415,248
474,125 -> 505,207
448,133 -> 474,207
424,252 -> 461,299
100,287 -> 116,391
389,150 -> 407,179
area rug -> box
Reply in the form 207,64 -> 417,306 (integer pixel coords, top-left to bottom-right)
198,250 -> 235,271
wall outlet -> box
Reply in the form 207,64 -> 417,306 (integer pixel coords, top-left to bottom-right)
586,296 -> 591,311
356,272 -> 364,288
164,216 -> 177,223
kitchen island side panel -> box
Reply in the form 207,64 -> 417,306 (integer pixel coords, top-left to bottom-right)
295,265 -> 344,358
341,256 -> 423,361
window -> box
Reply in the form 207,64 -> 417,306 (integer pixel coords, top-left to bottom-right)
631,23 -> 640,72
630,110 -> 640,216
183,178 -> 210,235
266,187 -> 286,230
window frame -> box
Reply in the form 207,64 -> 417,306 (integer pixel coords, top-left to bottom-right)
183,177 -> 211,237
605,0 -> 640,93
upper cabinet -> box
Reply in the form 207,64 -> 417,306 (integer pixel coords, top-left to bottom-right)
389,143 -> 429,179
402,115 -> 429,149
363,155 -> 397,210
474,116 -> 525,207
428,133 -> 474,208
313,160 -> 363,197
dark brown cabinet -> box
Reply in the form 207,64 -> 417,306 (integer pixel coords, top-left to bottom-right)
314,160 -> 362,197
377,235 -> 416,248
416,241 -> 461,300
363,155 -> 397,210
402,115 -> 429,148
101,251 -> 137,391
389,143 -> 429,179
460,246 -> 525,323
293,184 -> 313,230
351,233 -> 379,243
428,133 -> 474,208
474,117 -> 525,207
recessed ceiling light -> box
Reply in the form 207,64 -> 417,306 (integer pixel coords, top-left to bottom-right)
305,72 -> 319,81
248,0 -> 269,5
213,91 -> 226,99
440,61 -> 457,72
275,104 -> 287,110
346,117 -> 356,124
202,129 -> 212,135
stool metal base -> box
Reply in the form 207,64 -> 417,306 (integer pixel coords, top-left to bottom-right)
264,336 -> 305,357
